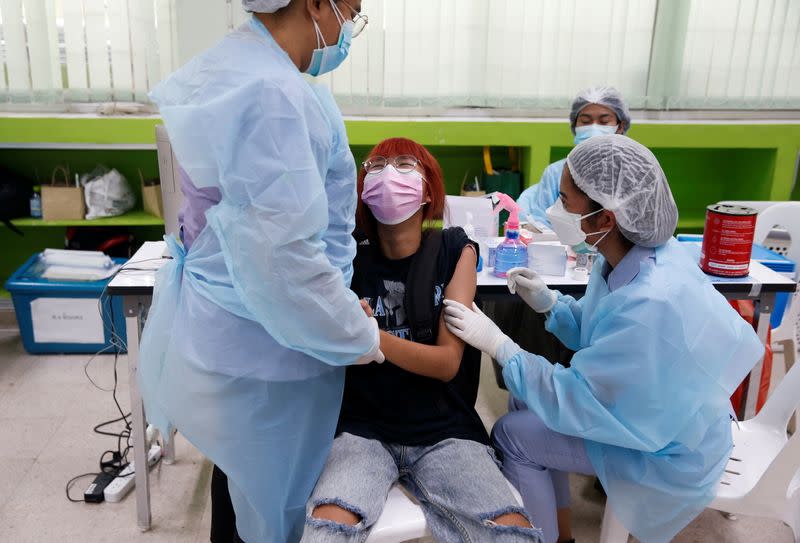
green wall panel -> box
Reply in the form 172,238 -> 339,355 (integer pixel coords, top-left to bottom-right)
1,115 -> 799,292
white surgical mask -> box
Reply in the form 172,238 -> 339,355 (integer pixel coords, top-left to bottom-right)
546,199 -> 611,254
574,123 -> 618,145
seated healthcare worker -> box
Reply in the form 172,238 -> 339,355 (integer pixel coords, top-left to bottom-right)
442,135 -> 764,543
486,87 -> 633,393
301,138 -> 544,543
517,86 -> 630,226
139,1 -> 384,542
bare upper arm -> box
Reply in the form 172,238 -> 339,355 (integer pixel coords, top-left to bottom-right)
445,245 -> 478,307
437,245 -> 478,349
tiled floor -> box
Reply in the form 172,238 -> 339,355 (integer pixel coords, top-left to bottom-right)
0,327 -> 794,542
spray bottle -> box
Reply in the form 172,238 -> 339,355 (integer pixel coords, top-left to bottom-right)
492,192 -> 528,278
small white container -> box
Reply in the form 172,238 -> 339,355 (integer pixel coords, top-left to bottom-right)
528,244 -> 568,276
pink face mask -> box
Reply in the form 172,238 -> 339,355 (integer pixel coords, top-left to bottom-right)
361,165 -> 425,225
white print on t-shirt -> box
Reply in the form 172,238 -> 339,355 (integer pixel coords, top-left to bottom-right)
434,285 -> 443,306
382,280 -> 407,326
364,280 -> 446,341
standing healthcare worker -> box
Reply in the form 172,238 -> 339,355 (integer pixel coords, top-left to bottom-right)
443,135 -> 764,543
139,1 -> 382,542
517,87 -> 630,226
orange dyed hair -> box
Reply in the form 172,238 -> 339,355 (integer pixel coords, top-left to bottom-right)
356,137 -> 446,241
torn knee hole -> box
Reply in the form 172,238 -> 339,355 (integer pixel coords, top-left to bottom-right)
310,503 -> 363,526
491,512 -> 533,528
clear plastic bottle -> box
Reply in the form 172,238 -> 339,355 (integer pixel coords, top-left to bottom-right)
30,185 -> 42,218
492,193 -> 528,278
494,226 -> 527,277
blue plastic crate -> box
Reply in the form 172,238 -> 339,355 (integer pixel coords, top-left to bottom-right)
4,253 -> 128,354
677,234 -> 796,328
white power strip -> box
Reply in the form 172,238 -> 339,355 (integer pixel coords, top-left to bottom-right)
104,445 -> 162,503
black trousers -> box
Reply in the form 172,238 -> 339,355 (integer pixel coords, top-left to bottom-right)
210,465 -> 245,543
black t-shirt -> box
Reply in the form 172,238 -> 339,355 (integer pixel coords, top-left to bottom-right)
337,227 -> 489,446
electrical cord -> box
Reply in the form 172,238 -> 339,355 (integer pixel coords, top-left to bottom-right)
65,473 -> 98,503
66,251 -> 171,503
66,286 -> 135,502
115,256 -> 171,274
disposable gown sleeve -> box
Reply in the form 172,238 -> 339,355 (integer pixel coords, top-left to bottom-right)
544,292 -> 585,351
517,160 -> 564,226
503,301 -> 695,452
202,80 -> 376,366
312,86 -> 358,286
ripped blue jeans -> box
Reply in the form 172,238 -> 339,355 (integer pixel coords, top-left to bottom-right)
301,432 -> 544,543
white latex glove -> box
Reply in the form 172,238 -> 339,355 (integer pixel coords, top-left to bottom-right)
507,267 -> 557,313
443,300 -> 511,360
355,317 -> 385,365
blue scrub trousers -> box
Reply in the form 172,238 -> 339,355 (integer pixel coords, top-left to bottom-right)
492,397 -> 595,543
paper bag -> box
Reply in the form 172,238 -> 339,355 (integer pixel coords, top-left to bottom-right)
140,170 -> 163,218
42,166 -> 85,221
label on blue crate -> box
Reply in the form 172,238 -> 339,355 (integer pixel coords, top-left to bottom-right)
30,298 -> 105,344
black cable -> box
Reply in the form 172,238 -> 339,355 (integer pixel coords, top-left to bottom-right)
67,254 -> 170,504
66,473 -> 98,503
67,285 -> 134,503
92,413 -> 129,436
114,256 -> 171,274
106,298 -> 132,470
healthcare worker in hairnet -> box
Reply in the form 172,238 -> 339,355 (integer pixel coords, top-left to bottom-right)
443,135 -> 764,543
139,1 -> 381,542
517,87 -> 630,226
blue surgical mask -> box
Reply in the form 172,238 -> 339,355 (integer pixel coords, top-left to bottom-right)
574,123 -> 618,145
305,0 -> 353,76
570,233 -> 611,254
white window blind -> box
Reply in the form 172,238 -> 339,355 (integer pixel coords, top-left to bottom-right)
674,0 -> 800,109
0,0 -> 798,112
0,0 -> 175,108
319,0 -> 657,111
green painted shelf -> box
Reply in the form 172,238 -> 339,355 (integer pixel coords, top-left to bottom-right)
676,217 -> 708,230
11,210 -> 164,227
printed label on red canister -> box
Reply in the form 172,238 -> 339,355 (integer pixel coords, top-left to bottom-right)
700,204 -> 757,277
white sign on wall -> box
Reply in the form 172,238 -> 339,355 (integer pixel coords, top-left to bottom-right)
30,298 -> 105,344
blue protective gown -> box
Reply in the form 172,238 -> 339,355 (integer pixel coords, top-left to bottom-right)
139,18 -> 377,543
501,238 -> 764,542
516,158 -> 565,227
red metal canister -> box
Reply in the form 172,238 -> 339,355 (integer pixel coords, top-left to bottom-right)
700,204 -> 758,277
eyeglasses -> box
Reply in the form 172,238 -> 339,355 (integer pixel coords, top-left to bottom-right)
339,0 -> 368,38
363,155 -> 420,174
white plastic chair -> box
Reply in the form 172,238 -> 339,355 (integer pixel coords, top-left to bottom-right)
366,481 -> 524,543
718,201 -> 800,429
753,202 -> 800,431
599,360 -> 800,543
754,203 -> 800,359
366,486 -> 429,543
